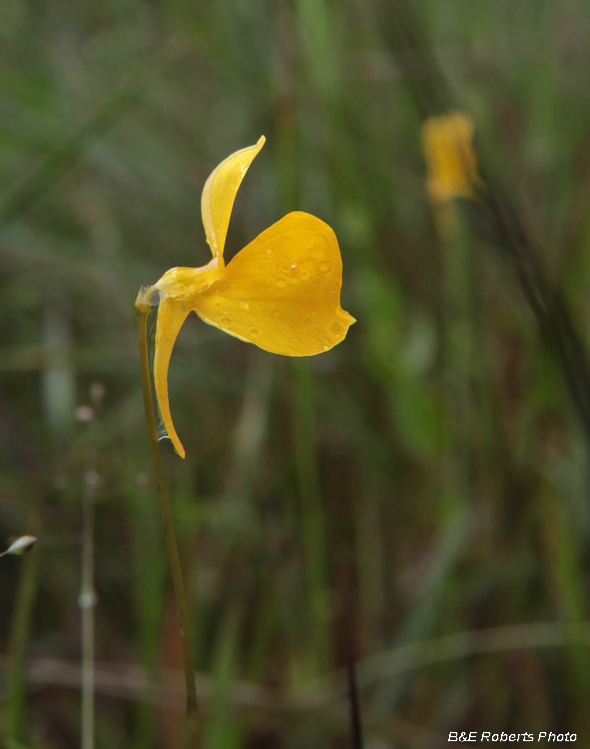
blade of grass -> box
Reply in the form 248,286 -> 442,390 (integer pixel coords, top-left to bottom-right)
542,479 -> 590,703
346,650 -> 364,749
0,41 -> 186,233
128,475 -> 167,749
207,599 -> 244,749
292,359 -> 330,677
372,504 -> 469,715
4,514 -> 41,746
80,471 -> 97,749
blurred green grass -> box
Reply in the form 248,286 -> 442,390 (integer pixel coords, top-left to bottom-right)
2,0 -> 590,746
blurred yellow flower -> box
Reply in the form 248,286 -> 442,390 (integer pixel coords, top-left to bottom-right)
421,112 -> 480,203
145,136 -> 355,458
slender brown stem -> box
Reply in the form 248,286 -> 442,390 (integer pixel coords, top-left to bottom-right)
346,649 -> 364,749
136,287 -> 201,749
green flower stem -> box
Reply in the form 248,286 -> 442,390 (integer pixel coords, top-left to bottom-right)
5,517 -> 40,745
136,288 -> 201,749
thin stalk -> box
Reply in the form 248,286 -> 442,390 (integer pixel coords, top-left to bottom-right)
292,359 -> 329,675
80,474 -> 97,749
5,516 -> 40,745
346,651 -> 364,749
135,288 -> 201,749
130,484 -> 167,749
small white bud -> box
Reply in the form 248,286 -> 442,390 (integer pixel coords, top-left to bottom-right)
3,535 -> 37,556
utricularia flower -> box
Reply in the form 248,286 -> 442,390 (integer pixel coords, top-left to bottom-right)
141,136 -> 355,458
421,112 -> 481,234
421,111 -> 480,202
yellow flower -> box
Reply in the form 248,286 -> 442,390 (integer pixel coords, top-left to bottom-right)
144,136 -> 355,458
421,112 -> 480,203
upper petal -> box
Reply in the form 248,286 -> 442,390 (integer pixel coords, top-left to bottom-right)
191,211 -> 355,356
201,136 -> 266,258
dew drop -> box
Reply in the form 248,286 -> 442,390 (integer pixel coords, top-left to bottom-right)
249,327 -> 260,336
220,317 -> 231,325
330,321 -> 343,335
318,260 -> 329,272
267,248 -> 272,254
323,345 -> 329,351
301,270 -> 310,279
222,309 -> 228,314
291,263 -> 297,269
276,277 -> 287,287
239,301 -> 249,309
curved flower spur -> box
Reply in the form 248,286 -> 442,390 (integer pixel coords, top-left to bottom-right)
137,136 -> 355,458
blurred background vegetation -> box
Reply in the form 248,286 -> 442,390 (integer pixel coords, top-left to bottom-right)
2,0 -> 590,746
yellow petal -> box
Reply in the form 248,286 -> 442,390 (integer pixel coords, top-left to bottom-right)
421,112 -> 479,202
152,259 -> 225,458
201,135 -> 266,258
191,211 -> 355,356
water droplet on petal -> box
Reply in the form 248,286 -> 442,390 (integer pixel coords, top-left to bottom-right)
330,321 -> 344,335
239,301 -> 249,309
301,270 -> 310,279
222,309 -> 228,314
249,327 -> 260,337
323,345 -> 329,351
220,317 -> 231,325
318,260 -> 329,272
267,249 -> 272,254
291,263 -> 297,268
276,277 -> 287,287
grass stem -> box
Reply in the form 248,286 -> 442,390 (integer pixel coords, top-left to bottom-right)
4,518 -> 39,745
80,475 -> 96,749
135,288 -> 201,749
